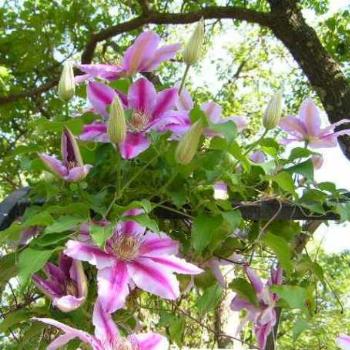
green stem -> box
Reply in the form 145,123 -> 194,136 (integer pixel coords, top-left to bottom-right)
179,64 -> 190,94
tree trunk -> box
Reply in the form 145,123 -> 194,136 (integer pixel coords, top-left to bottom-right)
268,0 -> 350,158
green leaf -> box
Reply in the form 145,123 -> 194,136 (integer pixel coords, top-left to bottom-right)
209,120 -> 237,143
273,171 -> 296,194
0,222 -> 23,244
271,285 -> 307,309
168,316 -> 185,346
192,214 -> 223,253
229,278 -> 258,306
292,318 -> 310,341
196,284 -> 223,315
123,214 -> 159,233
221,210 -> 242,231
263,233 -> 293,273
18,248 -> 54,282
0,253 -> 17,287
91,224 -> 114,247
44,216 -> 84,234
288,147 -> 312,161
286,159 -> 314,180
30,232 -> 70,249
0,309 -> 31,333
24,211 -> 54,227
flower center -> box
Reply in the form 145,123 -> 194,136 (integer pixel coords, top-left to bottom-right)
112,235 -> 141,261
128,111 -> 150,132
66,160 -> 78,170
65,280 -> 78,296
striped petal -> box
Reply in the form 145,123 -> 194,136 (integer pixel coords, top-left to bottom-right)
87,81 -> 117,118
177,88 -> 194,112
53,295 -> 86,312
80,122 -> 109,143
134,332 -> 169,350
93,300 -> 119,347
299,98 -> 321,136
119,132 -> 150,160
127,78 -> 156,114
279,116 -> 307,139
65,165 -> 92,182
201,101 -> 222,123
245,266 -> 264,294
128,257 -> 179,300
64,240 -> 115,269
152,88 -> 178,119
39,154 -> 68,178
139,232 -> 179,257
97,261 -> 130,313
148,255 -> 203,275
77,64 -> 123,81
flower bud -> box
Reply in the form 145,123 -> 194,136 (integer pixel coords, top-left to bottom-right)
312,154 -> 323,169
58,61 -> 75,101
175,120 -> 203,164
263,92 -> 283,130
183,18 -> 205,66
108,95 -> 127,144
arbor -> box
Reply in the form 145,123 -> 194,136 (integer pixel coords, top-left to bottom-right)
1,1 -> 350,349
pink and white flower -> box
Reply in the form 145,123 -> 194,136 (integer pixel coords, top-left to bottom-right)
250,151 -> 266,164
64,209 -> 203,313
76,31 -> 180,83
33,299 -> 168,350
80,78 -> 189,159
213,181 -> 229,200
39,128 -> 92,182
32,254 -> 87,312
279,98 -> 350,148
336,334 -> 350,350
230,265 -> 282,350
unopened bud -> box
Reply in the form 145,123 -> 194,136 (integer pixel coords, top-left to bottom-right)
175,120 -> 203,164
108,95 -> 127,144
263,92 -> 283,130
58,61 -> 75,101
183,18 -> 205,66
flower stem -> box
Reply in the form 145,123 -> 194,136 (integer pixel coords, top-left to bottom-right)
179,64 -> 190,95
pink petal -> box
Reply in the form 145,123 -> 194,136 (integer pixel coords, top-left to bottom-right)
93,300 -> 119,346
78,64 -> 123,81
201,101 -> 222,123
80,122 -> 109,143
309,134 -> 338,148
206,258 -> 226,288
250,151 -> 266,164
74,73 -> 91,84
336,334 -> 350,350
227,116 -> 248,132
141,43 -> 181,72
255,322 -> 273,350
32,317 -> 96,350
279,116 -> 307,139
151,110 -> 191,137
230,295 -> 255,311
152,88 -> 178,119
134,332 -> 169,350
119,132 -> 150,159
70,260 -> 88,299
53,295 -> 85,312
97,261 -> 130,313
128,257 -> 179,300
32,274 -> 61,298
65,165 -> 92,182
299,98 -> 321,136
139,232 -> 179,257
123,31 -> 161,75
177,88 -> 194,112
127,78 -> 156,114
244,266 -> 264,294
148,255 -> 203,275
39,154 -> 68,178
64,240 -> 115,269
87,81 -> 117,118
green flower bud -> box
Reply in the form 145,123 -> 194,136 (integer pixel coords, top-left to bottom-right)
108,95 -> 127,144
183,18 -> 205,66
263,92 -> 283,130
58,61 -> 75,101
175,120 -> 203,164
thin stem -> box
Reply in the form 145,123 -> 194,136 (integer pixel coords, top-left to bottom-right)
179,64 -> 190,94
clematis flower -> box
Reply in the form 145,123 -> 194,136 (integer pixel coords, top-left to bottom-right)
76,31 -> 180,83
64,209 -> 203,313
337,334 -> 350,350
32,254 -> 87,312
230,265 -> 282,350
33,299 -> 168,350
80,78 -> 190,159
250,151 -> 266,164
213,181 -> 229,200
39,128 -> 92,182
279,98 -> 350,148
176,89 -> 248,135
